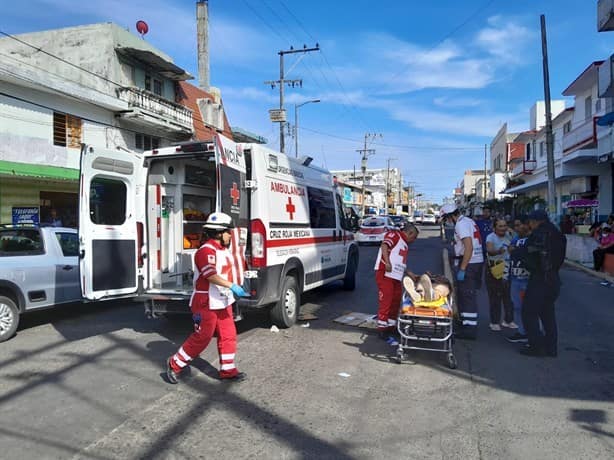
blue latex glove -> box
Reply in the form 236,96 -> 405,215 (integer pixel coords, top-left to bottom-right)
230,283 -> 250,298
456,270 -> 466,282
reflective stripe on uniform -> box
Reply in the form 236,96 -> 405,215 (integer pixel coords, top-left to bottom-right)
462,320 -> 478,326
173,355 -> 189,368
387,319 -> 397,326
220,353 -> 235,361
178,347 -> 191,361
460,312 -> 478,318
220,363 -> 236,371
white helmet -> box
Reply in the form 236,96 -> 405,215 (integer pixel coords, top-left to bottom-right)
440,204 -> 458,216
203,212 -> 234,230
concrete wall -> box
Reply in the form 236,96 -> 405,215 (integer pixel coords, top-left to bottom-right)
0,81 -> 117,169
530,100 -> 566,130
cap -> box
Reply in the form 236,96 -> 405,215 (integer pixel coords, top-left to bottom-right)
203,212 -> 235,230
527,209 -> 548,221
440,203 -> 458,215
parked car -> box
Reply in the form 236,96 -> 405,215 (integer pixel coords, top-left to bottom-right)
421,213 -> 437,225
0,225 -> 81,342
355,216 -> 397,245
389,215 -> 408,228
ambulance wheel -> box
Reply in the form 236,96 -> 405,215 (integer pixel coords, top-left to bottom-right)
0,295 -> 20,343
342,254 -> 358,291
270,275 -> 300,328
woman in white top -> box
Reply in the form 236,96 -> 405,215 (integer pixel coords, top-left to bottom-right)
485,219 -> 516,331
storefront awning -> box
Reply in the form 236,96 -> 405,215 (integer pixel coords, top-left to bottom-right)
564,199 -> 599,208
0,160 -> 79,181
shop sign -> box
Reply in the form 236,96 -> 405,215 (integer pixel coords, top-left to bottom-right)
12,206 -> 39,224
343,187 -> 353,203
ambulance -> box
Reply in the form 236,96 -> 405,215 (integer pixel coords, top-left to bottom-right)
78,134 -> 359,327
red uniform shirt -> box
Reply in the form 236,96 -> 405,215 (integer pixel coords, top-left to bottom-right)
374,230 -> 409,274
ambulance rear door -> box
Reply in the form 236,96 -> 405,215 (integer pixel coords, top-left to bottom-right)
215,134 -> 248,286
79,144 -> 146,300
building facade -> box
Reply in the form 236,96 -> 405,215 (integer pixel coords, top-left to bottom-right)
0,23 -> 198,225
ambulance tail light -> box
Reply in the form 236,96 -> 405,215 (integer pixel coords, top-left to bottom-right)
250,219 -> 267,268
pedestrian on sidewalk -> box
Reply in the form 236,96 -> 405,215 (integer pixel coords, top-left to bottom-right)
485,219 -> 515,331
593,225 -> 614,271
166,212 -> 250,384
475,206 -> 494,255
441,204 -> 484,340
374,221 -> 419,345
506,216 -> 531,344
519,210 -> 566,357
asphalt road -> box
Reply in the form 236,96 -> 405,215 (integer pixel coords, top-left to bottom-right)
1,225 -> 613,459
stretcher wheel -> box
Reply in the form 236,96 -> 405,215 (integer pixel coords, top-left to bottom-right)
447,353 -> 457,369
394,349 -> 405,364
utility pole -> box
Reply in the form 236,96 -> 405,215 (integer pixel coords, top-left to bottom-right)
357,133 -> 381,216
540,15 -> 556,218
265,45 -> 319,153
483,144 -> 488,203
385,157 -> 397,212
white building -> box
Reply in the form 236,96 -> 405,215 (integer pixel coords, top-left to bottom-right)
506,61 -> 612,221
0,23 -> 194,224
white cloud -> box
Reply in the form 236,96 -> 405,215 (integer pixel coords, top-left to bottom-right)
433,97 -> 483,108
475,15 -> 535,63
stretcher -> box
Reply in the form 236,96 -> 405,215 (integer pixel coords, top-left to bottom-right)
395,293 -> 457,369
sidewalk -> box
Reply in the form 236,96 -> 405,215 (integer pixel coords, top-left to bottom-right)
564,258 -> 614,284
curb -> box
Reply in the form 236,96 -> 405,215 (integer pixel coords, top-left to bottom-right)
564,259 -> 614,283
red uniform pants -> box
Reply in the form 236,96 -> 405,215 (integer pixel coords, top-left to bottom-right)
376,270 -> 402,332
170,300 -> 239,379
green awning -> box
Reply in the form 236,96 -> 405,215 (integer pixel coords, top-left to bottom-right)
0,160 -> 79,181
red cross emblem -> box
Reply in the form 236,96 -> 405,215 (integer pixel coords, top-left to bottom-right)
230,183 -> 240,206
285,197 -> 296,220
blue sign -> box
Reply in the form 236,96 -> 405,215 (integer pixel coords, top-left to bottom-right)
343,187 -> 353,203
12,207 -> 39,225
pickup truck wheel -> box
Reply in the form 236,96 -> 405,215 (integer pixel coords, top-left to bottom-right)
342,253 -> 358,291
270,276 -> 300,328
0,296 -> 19,343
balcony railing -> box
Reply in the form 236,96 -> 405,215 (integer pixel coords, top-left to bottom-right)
562,117 -> 597,155
116,87 -> 193,133
511,159 -> 537,177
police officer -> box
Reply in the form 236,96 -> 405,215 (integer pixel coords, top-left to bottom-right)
519,210 -> 566,357
166,212 -> 250,383
441,204 -> 484,339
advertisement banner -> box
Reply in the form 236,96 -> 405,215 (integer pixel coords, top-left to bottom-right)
12,206 -> 39,224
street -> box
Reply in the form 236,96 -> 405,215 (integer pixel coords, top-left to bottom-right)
1,225 -> 614,459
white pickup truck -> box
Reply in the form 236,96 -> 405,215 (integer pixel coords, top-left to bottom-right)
0,225 -> 81,342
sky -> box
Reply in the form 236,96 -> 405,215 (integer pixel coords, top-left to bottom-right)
2,0 -> 613,202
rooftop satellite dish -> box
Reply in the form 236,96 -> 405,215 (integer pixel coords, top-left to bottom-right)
136,20 -> 149,38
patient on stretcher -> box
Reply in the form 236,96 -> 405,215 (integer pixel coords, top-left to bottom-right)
402,273 -> 452,315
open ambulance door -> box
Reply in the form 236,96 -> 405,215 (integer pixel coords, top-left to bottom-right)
78,144 -> 145,301
215,134 -> 249,286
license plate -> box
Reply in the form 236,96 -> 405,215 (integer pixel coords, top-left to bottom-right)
369,236 -> 377,240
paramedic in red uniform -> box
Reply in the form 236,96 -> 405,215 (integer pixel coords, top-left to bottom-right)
166,212 -> 249,383
374,221 -> 419,343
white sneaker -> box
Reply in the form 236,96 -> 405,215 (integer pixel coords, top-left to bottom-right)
501,321 -> 518,329
403,276 -> 422,303
489,323 -> 501,331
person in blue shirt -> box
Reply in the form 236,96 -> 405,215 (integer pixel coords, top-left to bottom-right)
474,206 -> 494,249
506,215 -> 531,343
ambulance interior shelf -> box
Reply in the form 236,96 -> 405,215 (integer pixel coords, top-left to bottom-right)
183,193 -> 213,249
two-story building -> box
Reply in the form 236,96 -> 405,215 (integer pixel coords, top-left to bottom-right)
0,23 -> 200,225
505,62 -> 612,221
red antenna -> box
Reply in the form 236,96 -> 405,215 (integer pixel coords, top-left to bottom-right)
136,20 -> 149,38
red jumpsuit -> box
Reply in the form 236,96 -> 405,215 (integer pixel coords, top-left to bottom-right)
168,239 -> 240,379
374,230 -> 409,332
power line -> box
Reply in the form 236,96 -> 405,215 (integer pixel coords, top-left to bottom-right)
298,126 -> 483,151
368,0 -> 498,91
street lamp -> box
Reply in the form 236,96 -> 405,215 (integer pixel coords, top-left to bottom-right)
294,99 -> 320,158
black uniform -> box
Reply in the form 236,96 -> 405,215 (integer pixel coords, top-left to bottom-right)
521,221 -> 566,355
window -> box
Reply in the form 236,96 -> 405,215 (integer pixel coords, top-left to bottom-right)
89,177 -> 127,225
540,141 -> 545,158
307,187 -> 336,229
526,142 -> 532,161
130,66 -> 136,85
596,98 -> 602,113
135,133 -> 160,151
585,96 -> 592,119
144,74 -> 152,91
0,229 -> 44,255
563,121 -> 571,134
55,232 -> 79,257
53,112 -> 82,148
153,79 -> 162,96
